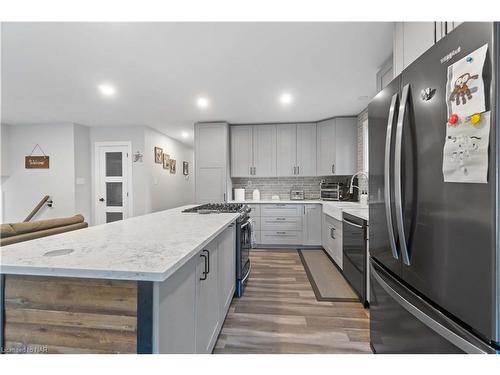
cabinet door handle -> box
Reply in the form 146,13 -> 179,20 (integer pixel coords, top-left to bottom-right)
331,164 -> 335,174
200,253 -> 208,280
203,249 -> 210,274
253,166 -> 256,175
249,166 -> 252,175
276,231 -> 286,235
297,166 -> 300,175
330,227 -> 336,239
276,217 -> 286,221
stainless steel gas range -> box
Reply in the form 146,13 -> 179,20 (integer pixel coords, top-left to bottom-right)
182,203 -> 252,298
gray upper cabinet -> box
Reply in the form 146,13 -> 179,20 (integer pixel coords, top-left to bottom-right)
230,125 -> 253,177
230,125 -> 277,177
195,122 -> 230,203
316,119 -> 336,176
296,123 -> 317,176
316,117 -> 357,176
252,125 -> 277,177
276,124 -> 297,177
334,118 -> 357,175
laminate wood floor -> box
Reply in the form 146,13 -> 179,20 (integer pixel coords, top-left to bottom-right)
214,249 -> 372,354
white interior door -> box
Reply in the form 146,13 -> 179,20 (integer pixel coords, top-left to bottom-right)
95,143 -> 131,225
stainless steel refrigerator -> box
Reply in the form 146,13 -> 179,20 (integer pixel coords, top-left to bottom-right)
368,22 -> 499,353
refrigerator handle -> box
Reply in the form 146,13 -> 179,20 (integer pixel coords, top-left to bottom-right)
394,84 -> 411,266
384,93 -> 399,260
371,262 -> 490,354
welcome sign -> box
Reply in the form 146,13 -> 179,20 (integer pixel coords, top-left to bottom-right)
25,155 -> 50,169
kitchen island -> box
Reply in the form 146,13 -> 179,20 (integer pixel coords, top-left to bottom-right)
0,206 -> 238,354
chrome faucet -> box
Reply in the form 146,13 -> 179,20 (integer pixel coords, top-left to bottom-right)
349,171 -> 369,194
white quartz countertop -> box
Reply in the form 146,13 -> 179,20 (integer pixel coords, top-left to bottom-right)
230,199 -> 323,204
230,200 -> 369,221
0,206 -> 239,282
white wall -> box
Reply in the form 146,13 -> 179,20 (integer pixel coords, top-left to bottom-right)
0,123 -> 194,225
74,124 -> 92,225
0,123 -> 76,223
144,127 -> 194,212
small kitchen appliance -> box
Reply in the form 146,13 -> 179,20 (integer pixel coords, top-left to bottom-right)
290,189 -> 305,200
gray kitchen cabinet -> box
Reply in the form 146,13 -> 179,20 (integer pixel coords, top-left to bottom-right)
218,224 -> 236,318
230,125 -> 253,177
276,124 -> 297,176
302,204 -> 322,246
317,119 -> 336,176
252,125 -> 277,177
296,123 -> 317,176
322,213 -> 342,269
195,122 -> 231,203
276,123 -> 316,176
334,118 -> 357,175
393,22 -> 435,77
196,239 -> 220,354
154,226 -> 235,353
155,254 -> 197,354
230,124 -> 277,177
317,117 -> 357,176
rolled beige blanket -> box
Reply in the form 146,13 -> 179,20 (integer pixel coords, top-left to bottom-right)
0,214 -> 85,237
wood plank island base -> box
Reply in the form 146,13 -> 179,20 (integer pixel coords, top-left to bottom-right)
1,275 -> 153,354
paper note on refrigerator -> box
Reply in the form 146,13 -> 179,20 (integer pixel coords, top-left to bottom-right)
446,44 -> 488,118
442,111 -> 490,183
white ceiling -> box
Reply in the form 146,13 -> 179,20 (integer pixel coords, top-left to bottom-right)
1,22 -> 393,146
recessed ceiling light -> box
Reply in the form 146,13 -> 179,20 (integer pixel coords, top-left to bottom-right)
181,131 -> 189,138
279,92 -> 293,105
98,83 -> 116,97
196,97 -> 209,109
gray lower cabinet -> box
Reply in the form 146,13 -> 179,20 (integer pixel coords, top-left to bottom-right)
251,203 -> 321,247
195,240 -> 220,353
153,225 -> 235,354
303,204 -> 321,246
322,213 -> 342,268
218,224 -> 236,317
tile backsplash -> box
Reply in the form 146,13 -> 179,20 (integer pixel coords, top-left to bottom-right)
231,176 -> 352,200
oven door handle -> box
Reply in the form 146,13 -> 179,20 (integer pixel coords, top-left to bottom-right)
240,220 -> 250,229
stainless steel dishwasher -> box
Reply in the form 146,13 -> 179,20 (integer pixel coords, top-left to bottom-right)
342,212 -> 368,306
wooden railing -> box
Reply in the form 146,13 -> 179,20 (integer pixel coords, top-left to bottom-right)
24,195 -> 52,222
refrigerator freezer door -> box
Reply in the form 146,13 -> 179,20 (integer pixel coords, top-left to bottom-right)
398,22 -> 497,343
369,77 -> 402,277
370,260 -> 496,354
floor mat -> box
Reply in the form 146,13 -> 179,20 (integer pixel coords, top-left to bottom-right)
298,249 -> 359,302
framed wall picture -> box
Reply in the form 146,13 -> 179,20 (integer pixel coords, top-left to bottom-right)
170,159 -> 176,174
154,147 -> 163,164
183,161 -> 189,175
162,154 -> 171,169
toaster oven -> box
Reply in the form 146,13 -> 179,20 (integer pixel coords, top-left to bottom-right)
320,182 -> 341,201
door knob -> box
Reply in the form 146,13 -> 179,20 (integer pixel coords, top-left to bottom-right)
99,198 -> 105,202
